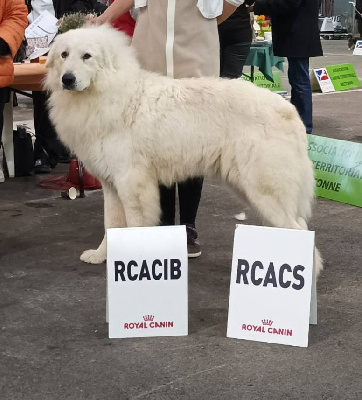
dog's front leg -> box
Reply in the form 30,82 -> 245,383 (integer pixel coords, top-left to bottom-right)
80,181 -> 126,264
115,172 -> 161,228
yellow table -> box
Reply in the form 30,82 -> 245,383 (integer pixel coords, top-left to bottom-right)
12,62 -> 47,91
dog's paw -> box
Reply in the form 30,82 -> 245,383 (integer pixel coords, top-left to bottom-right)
80,249 -> 106,264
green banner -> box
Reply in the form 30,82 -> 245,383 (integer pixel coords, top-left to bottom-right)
307,135 -> 362,207
242,71 -> 282,92
326,64 -> 361,91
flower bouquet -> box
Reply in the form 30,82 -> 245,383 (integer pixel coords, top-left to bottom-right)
255,15 -> 272,39
57,12 -> 97,34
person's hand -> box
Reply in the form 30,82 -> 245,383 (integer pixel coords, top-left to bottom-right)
85,13 -> 107,27
0,38 -> 11,57
246,3 -> 255,12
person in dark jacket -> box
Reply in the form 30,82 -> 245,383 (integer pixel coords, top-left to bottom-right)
26,0 -> 95,172
251,0 -> 323,134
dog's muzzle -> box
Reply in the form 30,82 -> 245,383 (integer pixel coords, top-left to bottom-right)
62,73 -> 76,90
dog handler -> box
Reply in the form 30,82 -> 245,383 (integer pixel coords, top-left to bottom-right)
89,0 -> 243,257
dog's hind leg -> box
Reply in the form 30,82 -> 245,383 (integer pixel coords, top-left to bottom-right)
242,188 -> 323,277
80,181 -> 126,265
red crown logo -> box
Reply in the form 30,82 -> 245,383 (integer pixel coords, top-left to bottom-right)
143,315 -> 154,322
261,319 -> 273,326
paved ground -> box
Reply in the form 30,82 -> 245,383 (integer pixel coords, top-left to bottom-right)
1,40 -> 362,400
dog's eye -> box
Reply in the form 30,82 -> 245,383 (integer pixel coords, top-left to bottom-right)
61,51 -> 68,59
82,53 -> 92,60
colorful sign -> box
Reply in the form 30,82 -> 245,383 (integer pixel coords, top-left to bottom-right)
311,64 -> 361,92
242,71 -> 282,92
353,40 -> 362,56
107,226 -> 188,338
326,64 -> 361,91
227,225 -> 316,347
308,135 -> 362,207
312,68 -> 335,92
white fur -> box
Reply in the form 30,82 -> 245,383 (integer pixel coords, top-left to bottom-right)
45,25 -> 322,275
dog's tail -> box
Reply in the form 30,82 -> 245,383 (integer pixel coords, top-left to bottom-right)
297,156 -> 315,223
314,246 -> 324,277
296,155 -> 323,277
297,216 -> 323,277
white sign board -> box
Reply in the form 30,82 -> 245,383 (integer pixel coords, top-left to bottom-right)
107,226 -> 188,338
227,225 -> 316,348
312,68 -> 335,93
353,41 -> 362,56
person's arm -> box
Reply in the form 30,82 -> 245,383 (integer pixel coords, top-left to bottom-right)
217,1 -> 237,25
0,0 -> 28,58
218,1 -> 238,24
253,0 -> 303,17
88,0 -> 134,24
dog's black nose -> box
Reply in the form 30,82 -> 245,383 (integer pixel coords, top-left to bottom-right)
62,73 -> 76,89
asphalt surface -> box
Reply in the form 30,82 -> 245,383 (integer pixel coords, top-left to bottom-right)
0,39 -> 361,400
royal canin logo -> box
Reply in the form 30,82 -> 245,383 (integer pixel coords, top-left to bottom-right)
124,315 -> 174,330
241,319 -> 293,337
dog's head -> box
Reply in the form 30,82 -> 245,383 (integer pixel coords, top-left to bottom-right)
45,25 -> 138,92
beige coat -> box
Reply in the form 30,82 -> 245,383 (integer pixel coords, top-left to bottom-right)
132,0 -> 220,78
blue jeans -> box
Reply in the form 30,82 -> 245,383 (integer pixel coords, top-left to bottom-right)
287,57 -> 313,134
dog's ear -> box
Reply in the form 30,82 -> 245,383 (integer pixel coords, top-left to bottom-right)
46,41 -> 58,69
99,26 -> 131,70
99,41 -> 121,71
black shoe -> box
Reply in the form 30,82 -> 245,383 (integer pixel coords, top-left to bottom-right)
49,158 -> 58,169
34,159 -> 51,173
186,225 -> 202,258
58,154 -> 72,164
58,147 -> 72,164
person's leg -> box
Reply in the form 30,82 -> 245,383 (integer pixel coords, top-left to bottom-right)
33,91 -> 66,171
159,183 -> 176,226
178,177 -> 204,258
358,19 -> 362,38
160,177 -> 203,258
287,57 -> 313,134
219,21 -> 252,79
0,87 -> 8,143
179,177 -> 204,226
0,87 -> 9,182
220,41 -> 252,79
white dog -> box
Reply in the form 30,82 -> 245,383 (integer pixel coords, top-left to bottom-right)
45,25 -> 322,274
